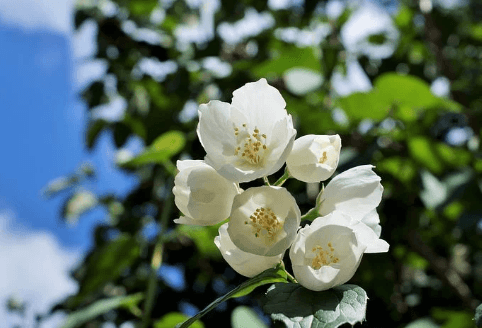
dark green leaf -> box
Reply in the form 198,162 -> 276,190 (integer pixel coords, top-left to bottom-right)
262,283 -> 367,328
61,294 -> 143,328
72,235 -> 140,306
86,119 -> 109,150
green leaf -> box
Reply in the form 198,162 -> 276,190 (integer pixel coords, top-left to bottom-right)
432,308 -> 474,328
408,137 -> 444,174
177,264 -> 288,328
252,46 -> 321,79
122,130 -> 185,167
86,119 -> 109,149
475,303 -> 482,328
374,73 -> 438,110
231,306 -> 268,328
337,92 -> 389,121
176,224 -> 224,259
155,312 -> 205,328
262,283 -> 367,328
337,73 -> 462,123
129,0 -> 158,17
61,293 -> 143,328
378,157 -> 416,183
71,235 -> 140,306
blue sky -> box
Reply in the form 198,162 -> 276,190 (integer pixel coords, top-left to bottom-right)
0,0 -> 140,325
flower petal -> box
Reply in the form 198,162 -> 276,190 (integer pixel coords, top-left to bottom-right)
214,223 -> 283,277
318,165 -> 383,222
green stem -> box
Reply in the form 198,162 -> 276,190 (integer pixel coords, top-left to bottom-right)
141,180 -> 173,328
263,176 -> 271,186
279,261 -> 298,284
273,168 -> 291,186
178,264 -> 288,328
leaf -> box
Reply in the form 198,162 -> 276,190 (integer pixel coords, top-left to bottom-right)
71,235 -> 140,306
408,137 -> 444,174
337,92 -> 389,121
61,293 -> 143,328
432,308 -> 474,328
176,224 -> 223,259
177,264 -> 288,328
129,0 -> 158,17
262,283 -> 367,328
475,303 -> 482,328
252,46 -> 321,79
337,73 -> 462,122
231,306 -> 268,328
86,119 -> 109,150
155,312 -> 205,328
122,130 -> 185,167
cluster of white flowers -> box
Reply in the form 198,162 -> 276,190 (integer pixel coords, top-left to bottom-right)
173,79 -> 389,291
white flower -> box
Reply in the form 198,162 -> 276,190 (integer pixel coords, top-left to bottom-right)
286,134 -> 341,183
172,160 -> 238,226
317,165 -> 389,253
214,223 -> 283,277
197,78 -> 297,183
289,211 -> 366,291
227,186 -> 301,257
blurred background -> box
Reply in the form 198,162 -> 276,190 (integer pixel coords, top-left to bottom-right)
1,0 -> 482,327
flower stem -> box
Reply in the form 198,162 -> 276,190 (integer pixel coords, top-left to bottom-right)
279,260 -> 298,283
141,180 -> 173,328
263,176 -> 271,186
273,168 -> 291,186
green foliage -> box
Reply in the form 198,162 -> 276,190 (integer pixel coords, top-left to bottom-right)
44,0 -> 482,327
61,294 -> 143,328
69,235 -> 140,307
122,130 -> 186,167
262,283 -> 367,328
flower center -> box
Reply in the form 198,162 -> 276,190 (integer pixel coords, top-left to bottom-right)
234,124 -> 268,165
245,207 -> 281,239
318,151 -> 327,164
311,242 -> 339,269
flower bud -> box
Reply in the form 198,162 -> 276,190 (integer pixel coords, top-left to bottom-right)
214,223 -> 283,277
286,134 -> 341,183
173,160 -> 238,226
289,211 -> 366,291
227,186 -> 301,257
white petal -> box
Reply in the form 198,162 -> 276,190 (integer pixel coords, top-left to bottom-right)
214,223 -> 283,277
318,165 -> 383,221
360,209 -> 382,237
231,78 -> 287,131
197,101 -> 238,169
351,221 -> 389,253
